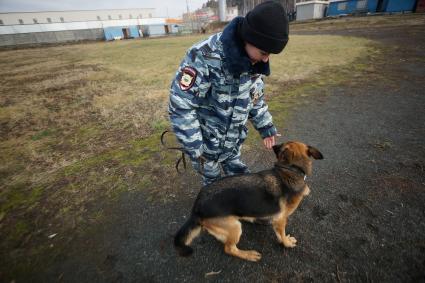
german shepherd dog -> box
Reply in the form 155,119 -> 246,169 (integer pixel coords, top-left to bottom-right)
174,141 -> 323,261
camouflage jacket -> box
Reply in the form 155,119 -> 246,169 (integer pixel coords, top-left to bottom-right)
168,17 -> 277,162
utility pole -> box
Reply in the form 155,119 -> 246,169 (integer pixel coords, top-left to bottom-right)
185,0 -> 194,33
218,0 -> 227,22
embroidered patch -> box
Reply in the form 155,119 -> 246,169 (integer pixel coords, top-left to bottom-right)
179,67 -> 197,91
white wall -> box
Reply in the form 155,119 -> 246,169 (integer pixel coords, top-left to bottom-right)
0,18 -> 167,35
0,8 -> 155,25
296,1 -> 329,21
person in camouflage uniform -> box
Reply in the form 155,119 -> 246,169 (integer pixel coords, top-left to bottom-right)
169,1 -> 289,186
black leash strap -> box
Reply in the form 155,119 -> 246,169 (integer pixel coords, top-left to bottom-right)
160,130 -> 206,176
161,130 -> 187,173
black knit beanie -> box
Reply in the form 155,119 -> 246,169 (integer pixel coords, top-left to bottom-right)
240,1 -> 289,54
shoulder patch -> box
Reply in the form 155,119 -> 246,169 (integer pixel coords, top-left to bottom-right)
179,67 -> 197,91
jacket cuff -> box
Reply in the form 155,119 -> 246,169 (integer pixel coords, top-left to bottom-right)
188,147 -> 203,161
258,124 -> 277,139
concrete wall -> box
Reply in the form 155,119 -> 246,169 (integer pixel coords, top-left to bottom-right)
0,18 -> 166,35
0,29 -> 104,47
0,18 -> 167,47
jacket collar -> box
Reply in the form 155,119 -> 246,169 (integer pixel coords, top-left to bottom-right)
220,17 -> 270,76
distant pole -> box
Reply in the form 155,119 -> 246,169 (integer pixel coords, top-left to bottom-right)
218,0 -> 227,22
186,0 -> 194,32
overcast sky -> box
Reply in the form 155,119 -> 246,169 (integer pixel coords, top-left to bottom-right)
0,0 -> 207,18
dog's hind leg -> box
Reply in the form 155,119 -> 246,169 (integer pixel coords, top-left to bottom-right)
202,217 -> 261,262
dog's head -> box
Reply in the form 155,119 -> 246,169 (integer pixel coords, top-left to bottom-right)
272,141 -> 323,175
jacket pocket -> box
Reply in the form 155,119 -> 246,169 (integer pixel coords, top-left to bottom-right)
200,123 -> 223,155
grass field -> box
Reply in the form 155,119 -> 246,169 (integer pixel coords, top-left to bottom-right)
0,26 -> 374,263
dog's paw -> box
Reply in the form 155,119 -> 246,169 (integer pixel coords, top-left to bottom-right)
283,234 -> 297,248
244,250 -> 262,262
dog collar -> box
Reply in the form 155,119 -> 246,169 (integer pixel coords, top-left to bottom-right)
274,163 -> 307,180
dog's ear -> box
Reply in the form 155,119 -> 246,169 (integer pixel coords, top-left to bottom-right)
272,144 -> 281,157
308,145 -> 323,160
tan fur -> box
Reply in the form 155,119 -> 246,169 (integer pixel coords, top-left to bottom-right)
185,226 -> 202,246
202,217 -> 262,261
239,217 -> 256,223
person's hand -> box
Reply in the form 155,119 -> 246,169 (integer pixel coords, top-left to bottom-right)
263,135 -> 276,149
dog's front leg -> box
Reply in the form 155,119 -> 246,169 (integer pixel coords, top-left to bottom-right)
272,214 -> 297,248
303,185 -> 311,196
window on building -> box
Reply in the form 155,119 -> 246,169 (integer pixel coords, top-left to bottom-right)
129,14 -> 132,19
337,2 -> 347,11
0,19 -> 3,25
97,16 -> 101,20
356,0 -> 367,10
47,17 -> 52,23
108,15 -> 112,20
139,14 -> 143,18
149,13 -> 152,18
60,17 -> 64,22
19,19 -> 24,24
119,14 -> 122,19
33,18 -> 38,24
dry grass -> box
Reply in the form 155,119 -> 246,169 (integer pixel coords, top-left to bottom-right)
0,33 -> 369,184
267,35 -> 369,93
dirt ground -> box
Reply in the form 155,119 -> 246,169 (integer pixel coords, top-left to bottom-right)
3,17 -> 425,282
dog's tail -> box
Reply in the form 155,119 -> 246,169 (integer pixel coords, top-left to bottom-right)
174,214 -> 201,257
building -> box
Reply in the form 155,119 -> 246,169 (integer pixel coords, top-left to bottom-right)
237,0 -> 297,16
381,0 -> 417,13
0,8 -> 154,25
226,6 -> 239,21
416,0 -> 425,13
296,1 -> 329,20
327,0 -> 378,16
0,8 -> 173,47
327,0 -> 418,16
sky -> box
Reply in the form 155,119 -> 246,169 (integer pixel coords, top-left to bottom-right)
0,0 -> 207,18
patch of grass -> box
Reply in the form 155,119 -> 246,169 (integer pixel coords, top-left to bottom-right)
269,35 -> 370,85
151,119 -> 169,132
0,183 -> 43,214
9,220 -> 30,243
31,129 -> 55,141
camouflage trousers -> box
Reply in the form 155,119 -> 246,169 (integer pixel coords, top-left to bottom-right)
191,149 -> 250,186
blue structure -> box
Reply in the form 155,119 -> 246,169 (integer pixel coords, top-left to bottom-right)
104,26 -> 140,41
382,0 -> 417,12
327,0 -> 379,16
327,0 -> 417,16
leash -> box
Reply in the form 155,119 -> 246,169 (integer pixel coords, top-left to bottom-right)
160,130 -> 206,175
161,130 -> 188,174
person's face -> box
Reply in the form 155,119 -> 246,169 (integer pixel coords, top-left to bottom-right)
244,42 -> 270,64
